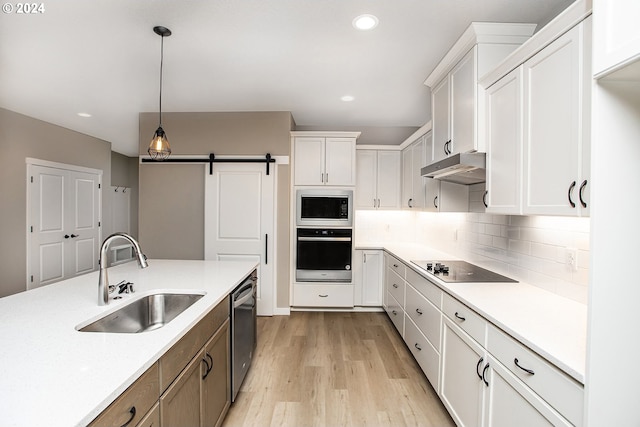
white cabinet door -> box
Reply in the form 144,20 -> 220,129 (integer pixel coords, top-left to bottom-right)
355,150 -> 377,209
523,24 -> 584,216
401,143 -> 414,209
360,250 -> 383,306
593,0 -> 640,78
355,150 -> 400,209
423,132 -> 440,212
486,66 -> 523,215
440,317 -> 486,427
484,356 -> 571,427
432,77 -> 451,163
294,137 -> 325,185
410,138 -> 426,209
325,138 -> 356,186
451,47 -> 477,156
376,151 -> 401,209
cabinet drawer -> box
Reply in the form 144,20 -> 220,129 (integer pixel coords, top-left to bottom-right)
386,255 -> 406,278
442,293 -> 486,345
385,291 -> 404,336
89,363 -> 160,427
160,298 -> 228,392
387,269 -> 405,307
293,284 -> 354,307
405,284 -> 441,352
406,267 -> 442,308
487,325 -> 584,426
136,402 -> 160,427
405,314 -> 440,390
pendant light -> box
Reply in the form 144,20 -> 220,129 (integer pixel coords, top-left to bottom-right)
148,26 -> 172,160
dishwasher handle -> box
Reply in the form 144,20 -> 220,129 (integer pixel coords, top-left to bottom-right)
233,285 -> 255,308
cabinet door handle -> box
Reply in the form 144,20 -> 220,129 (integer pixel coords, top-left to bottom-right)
392,283 -> 399,289
325,173 -> 329,183
319,294 -> 328,298
476,357 -> 484,380
393,264 -> 399,268
568,181 -> 576,208
483,190 -> 488,208
434,196 -> 438,209
415,308 -> 423,315
265,234 -> 268,265
206,353 -> 214,373
447,140 -> 452,154
64,234 -> 70,239
514,358 -> 535,375
119,406 -> 136,427
482,363 -> 490,386
392,310 -> 398,315
454,312 -> 466,321
202,356 -> 211,380
414,343 -> 422,351
408,198 -> 413,208
377,198 -> 381,208
363,253 -> 367,263
579,180 -> 588,208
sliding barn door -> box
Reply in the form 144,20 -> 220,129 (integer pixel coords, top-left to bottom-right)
204,163 -> 274,316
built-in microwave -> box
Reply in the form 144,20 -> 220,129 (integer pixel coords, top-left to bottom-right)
296,189 -> 353,227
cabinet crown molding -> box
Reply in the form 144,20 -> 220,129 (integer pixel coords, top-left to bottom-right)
424,22 -> 536,88
290,131 -> 361,139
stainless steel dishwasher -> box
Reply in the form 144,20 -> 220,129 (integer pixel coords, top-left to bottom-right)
230,270 -> 257,402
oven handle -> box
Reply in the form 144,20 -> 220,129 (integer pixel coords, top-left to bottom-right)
297,237 -> 352,242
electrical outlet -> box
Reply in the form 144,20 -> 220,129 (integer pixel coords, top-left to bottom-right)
566,248 -> 578,272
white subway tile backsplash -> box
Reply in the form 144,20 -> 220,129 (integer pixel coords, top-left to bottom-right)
356,210 -> 590,305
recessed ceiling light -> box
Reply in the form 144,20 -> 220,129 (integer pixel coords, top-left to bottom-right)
341,95 -> 355,102
353,14 -> 379,31
77,112 -> 92,118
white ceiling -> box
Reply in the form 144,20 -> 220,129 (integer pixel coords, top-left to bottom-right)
0,0 -> 573,156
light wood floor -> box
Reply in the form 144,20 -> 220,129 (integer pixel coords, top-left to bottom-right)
222,311 -> 455,427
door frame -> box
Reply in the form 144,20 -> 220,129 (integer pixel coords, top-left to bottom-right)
25,158 -> 103,290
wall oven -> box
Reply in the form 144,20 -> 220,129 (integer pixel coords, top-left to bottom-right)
296,189 -> 353,227
296,228 -> 352,282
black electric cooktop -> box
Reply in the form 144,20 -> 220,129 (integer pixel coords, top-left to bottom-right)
410,260 -> 517,283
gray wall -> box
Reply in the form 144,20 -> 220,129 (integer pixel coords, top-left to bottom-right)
138,111 -> 293,310
0,108 -> 113,298
111,152 -> 139,239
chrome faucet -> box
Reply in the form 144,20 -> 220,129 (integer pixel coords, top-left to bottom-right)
98,232 -> 148,306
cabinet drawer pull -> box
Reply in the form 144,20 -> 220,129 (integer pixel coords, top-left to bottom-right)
579,179 -> 588,208
476,357 -> 484,380
568,181 -> 576,208
414,343 -> 422,351
318,294 -> 328,298
393,264 -> 399,268
434,196 -> 438,209
482,363 -> 490,386
408,198 -> 413,208
392,310 -> 398,316
119,406 -> 136,427
392,283 -> 399,289
514,358 -> 535,375
454,312 -> 466,321
415,308 -> 423,315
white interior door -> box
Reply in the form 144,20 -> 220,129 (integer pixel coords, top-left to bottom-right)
28,163 -> 101,289
204,163 -> 274,316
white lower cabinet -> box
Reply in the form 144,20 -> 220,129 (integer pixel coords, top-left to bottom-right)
292,283 -> 354,307
354,250 -> 383,306
440,316 -> 487,427
382,255 -> 584,427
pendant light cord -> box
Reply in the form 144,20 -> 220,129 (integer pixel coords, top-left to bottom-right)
159,34 -> 164,128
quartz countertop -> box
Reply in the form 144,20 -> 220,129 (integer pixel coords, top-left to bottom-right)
356,242 -> 587,385
0,259 -> 258,427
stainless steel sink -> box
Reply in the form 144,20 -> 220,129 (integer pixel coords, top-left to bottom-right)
78,292 -> 205,333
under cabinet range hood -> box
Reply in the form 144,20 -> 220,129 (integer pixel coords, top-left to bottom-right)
420,152 -> 486,185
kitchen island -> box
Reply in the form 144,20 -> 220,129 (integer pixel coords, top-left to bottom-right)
0,259 -> 258,427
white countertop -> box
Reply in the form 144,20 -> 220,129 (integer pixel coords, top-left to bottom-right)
356,242 -> 587,385
0,259 -> 257,427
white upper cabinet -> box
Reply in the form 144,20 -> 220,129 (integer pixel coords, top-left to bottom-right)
481,1 -> 592,217
425,23 -> 536,163
485,66 -> 524,215
402,136 -> 426,209
355,149 -> 401,209
523,20 -> 591,216
593,0 -> 640,79
292,132 -> 359,186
